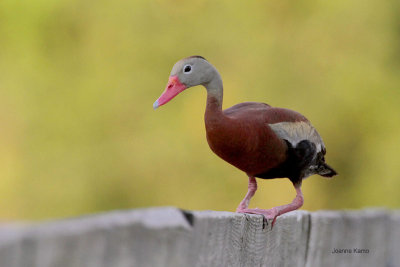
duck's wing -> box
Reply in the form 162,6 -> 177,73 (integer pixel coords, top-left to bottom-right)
224,103 -> 326,154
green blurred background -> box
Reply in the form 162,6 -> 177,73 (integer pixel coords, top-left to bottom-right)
1,0 -> 399,221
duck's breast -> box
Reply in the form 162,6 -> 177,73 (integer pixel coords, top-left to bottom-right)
205,103 -> 289,175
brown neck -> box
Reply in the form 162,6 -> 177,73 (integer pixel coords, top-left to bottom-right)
204,73 -> 223,112
206,94 -> 222,117
204,85 -> 224,132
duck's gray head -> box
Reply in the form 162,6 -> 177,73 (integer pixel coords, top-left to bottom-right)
153,56 -> 219,109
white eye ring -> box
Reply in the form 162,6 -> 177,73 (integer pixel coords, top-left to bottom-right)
183,64 -> 192,74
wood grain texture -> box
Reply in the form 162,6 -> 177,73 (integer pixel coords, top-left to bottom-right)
0,208 -> 398,267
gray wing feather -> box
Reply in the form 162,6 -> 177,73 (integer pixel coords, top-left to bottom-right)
268,121 -> 325,153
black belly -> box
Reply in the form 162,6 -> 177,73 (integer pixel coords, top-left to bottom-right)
255,140 -> 318,185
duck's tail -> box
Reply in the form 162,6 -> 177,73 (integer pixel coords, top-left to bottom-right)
318,163 -> 338,178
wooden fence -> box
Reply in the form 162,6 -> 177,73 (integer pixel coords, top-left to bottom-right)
0,207 -> 399,267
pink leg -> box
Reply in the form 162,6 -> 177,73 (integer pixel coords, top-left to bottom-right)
236,176 -> 257,212
237,184 -> 304,228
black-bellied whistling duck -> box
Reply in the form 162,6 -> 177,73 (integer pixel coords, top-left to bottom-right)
153,56 -> 337,227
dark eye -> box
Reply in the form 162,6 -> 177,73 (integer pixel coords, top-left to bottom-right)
183,64 -> 192,74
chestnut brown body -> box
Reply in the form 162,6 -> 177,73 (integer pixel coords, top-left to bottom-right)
154,56 -> 337,225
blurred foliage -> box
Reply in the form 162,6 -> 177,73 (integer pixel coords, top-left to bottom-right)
0,0 -> 400,220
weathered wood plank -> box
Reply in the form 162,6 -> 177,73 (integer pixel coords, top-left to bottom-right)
388,210 -> 400,267
0,208 -> 398,267
306,210 -> 389,267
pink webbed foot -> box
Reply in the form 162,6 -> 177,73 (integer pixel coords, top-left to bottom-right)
236,207 -> 279,228
236,186 -> 304,229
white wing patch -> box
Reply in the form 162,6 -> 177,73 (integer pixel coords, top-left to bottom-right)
269,121 -> 325,153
